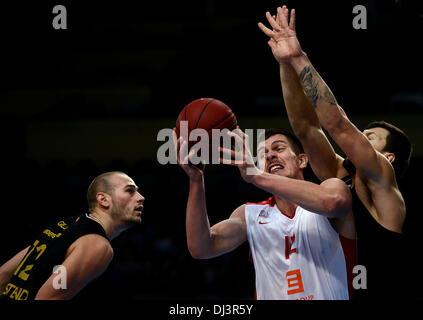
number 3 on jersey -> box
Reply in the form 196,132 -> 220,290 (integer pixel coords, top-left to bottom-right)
14,240 -> 47,281
286,269 -> 305,295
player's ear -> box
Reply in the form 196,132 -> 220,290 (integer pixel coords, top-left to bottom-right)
384,152 -> 395,164
297,153 -> 308,169
96,192 -> 111,209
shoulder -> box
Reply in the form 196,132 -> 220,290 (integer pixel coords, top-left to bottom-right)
229,204 -> 247,222
67,234 -> 113,263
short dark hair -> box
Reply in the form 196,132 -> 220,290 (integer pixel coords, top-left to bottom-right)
261,128 -> 305,155
259,128 -> 318,182
86,171 -> 125,213
364,121 -> 412,178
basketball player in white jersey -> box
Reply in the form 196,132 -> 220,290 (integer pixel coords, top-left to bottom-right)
175,128 -> 356,300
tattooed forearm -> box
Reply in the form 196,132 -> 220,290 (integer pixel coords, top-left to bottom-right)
299,65 -> 338,107
323,86 -> 338,106
299,66 -> 319,106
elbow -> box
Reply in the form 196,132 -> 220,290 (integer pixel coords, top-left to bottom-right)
322,193 -> 349,218
188,248 -> 203,260
187,244 -> 210,260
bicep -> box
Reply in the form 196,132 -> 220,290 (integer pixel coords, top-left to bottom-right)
35,235 -> 113,300
208,205 -> 247,258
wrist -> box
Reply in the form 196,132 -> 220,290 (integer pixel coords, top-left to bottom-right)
288,51 -> 309,73
189,172 -> 204,184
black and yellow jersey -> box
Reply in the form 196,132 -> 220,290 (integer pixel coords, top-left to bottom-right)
2,214 -> 108,300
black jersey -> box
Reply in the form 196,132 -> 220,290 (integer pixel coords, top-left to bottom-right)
2,214 -> 108,300
349,184 -> 404,300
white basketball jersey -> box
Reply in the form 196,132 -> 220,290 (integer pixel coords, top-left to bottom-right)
245,197 -> 349,300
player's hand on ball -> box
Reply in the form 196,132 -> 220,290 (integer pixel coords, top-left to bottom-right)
220,129 -> 261,183
173,129 -> 205,182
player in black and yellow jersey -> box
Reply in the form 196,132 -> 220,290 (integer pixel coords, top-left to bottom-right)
0,171 -> 145,300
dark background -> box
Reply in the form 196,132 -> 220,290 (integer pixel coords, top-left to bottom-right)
0,0 -> 422,301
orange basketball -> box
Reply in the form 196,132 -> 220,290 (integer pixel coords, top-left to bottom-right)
175,98 -> 238,163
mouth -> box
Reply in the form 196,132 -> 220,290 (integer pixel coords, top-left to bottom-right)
268,163 -> 285,173
134,206 -> 144,215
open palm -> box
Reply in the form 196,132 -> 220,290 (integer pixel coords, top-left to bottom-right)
258,6 -> 303,63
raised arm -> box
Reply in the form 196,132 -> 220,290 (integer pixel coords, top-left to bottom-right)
263,7 -> 344,181
175,132 -> 247,259
259,6 -> 390,183
280,62 -> 344,180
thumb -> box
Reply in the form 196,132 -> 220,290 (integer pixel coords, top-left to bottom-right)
268,39 -> 278,50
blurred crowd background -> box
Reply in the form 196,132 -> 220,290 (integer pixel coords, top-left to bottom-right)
0,0 -> 422,300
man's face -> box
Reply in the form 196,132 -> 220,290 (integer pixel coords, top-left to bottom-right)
109,173 -> 145,225
363,127 -> 389,153
257,134 -> 306,179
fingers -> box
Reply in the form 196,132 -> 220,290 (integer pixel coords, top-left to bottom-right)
277,5 -> 288,28
219,147 -> 237,165
276,7 -> 289,29
257,21 -> 275,38
178,136 -> 189,165
172,128 -> 180,161
225,129 -> 247,153
289,9 -> 296,31
260,5 -> 295,34
265,11 -> 282,32
283,6 -> 289,22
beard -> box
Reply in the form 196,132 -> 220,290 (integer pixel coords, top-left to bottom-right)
110,204 -> 141,227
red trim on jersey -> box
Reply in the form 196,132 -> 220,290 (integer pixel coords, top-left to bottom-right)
246,196 -> 296,219
245,196 -> 276,207
280,209 -> 296,220
339,235 -> 357,300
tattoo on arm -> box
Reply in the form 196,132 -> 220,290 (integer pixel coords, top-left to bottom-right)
299,65 -> 338,107
299,66 -> 319,106
323,86 -> 338,106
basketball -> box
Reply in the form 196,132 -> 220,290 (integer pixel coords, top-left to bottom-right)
175,98 -> 237,135
175,98 -> 238,163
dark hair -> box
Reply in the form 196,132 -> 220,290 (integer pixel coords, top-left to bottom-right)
86,171 -> 125,213
260,128 -> 305,155
364,121 -> 412,178
259,128 -> 319,182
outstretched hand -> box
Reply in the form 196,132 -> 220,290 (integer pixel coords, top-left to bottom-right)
258,5 -> 303,63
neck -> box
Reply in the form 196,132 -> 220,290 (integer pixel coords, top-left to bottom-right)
89,209 -> 129,240
273,196 -> 297,217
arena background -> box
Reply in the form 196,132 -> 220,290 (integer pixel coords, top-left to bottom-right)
0,0 -> 422,301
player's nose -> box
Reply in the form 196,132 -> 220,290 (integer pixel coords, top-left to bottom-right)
266,150 -> 277,161
137,193 -> 145,203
